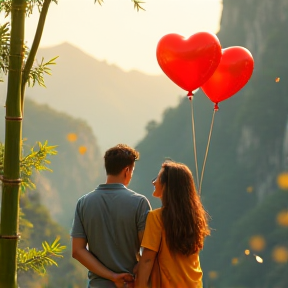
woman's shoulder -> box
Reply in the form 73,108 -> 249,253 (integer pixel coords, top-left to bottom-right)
148,208 -> 162,222
145,208 -> 163,231
149,208 -> 162,215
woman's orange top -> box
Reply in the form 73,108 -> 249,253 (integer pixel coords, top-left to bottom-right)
141,208 -> 203,288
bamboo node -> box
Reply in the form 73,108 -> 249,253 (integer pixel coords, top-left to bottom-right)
5,116 -> 23,121
7,68 -> 22,72
8,68 -> 22,72
0,176 -> 22,185
11,4 -> 26,10
9,54 -> 23,58
0,234 -> 21,240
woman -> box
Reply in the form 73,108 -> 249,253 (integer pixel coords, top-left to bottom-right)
135,161 -> 210,288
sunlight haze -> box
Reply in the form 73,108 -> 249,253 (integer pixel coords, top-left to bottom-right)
24,0 -> 223,75
0,0 -> 223,150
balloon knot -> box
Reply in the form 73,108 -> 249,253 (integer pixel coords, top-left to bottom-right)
214,103 -> 219,111
187,91 -> 194,101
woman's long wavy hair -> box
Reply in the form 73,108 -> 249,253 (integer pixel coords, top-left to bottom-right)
160,161 -> 210,256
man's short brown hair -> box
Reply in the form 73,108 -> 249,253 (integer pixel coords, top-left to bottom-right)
104,144 -> 140,175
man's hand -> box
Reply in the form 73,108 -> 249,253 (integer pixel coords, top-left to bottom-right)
133,262 -> 139,276
112,273 -> 134,288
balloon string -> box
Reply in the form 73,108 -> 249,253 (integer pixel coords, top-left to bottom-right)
190,97 -> 200,192
199,108 -> 217,195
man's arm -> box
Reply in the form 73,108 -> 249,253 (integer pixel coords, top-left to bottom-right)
72,237 -> 133,288
138,230 -> 144,244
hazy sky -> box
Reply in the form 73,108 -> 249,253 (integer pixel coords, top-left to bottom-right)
23,0 -> 223,75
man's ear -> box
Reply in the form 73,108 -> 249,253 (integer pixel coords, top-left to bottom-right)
124,166 -> 129,177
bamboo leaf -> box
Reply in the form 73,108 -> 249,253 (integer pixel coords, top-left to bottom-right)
94,0 -> 104,6
20,141 -> 58,192
0,1 -> 12,16
0,22 -> 10,77
51,235 -> 60,249
132,0 -> 145,11
28,56 -> 58,88
0,0 -> 58,17
17,237 -> 66,274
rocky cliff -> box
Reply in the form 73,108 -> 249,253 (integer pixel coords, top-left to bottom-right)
218,0 -> 288,202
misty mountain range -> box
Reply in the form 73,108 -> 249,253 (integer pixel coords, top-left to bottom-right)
0,42 -> 183,151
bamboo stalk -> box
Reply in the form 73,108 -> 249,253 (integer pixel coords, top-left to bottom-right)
0,0 -> 26,287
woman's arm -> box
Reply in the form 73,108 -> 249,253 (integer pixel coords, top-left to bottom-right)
72,237 -> 133,288
135,247 -> 157,288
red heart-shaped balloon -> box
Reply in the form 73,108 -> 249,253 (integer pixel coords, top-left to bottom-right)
201,46 -> 254,104
156,32 -> 222,93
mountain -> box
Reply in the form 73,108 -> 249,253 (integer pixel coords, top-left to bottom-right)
0,42 -> 183,152
1,99 -> 103,228
129,0 -> 288,287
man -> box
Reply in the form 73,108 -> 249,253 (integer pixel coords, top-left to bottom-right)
71,144 -> 151,288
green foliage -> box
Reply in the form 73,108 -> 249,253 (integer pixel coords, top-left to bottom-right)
0,0 -> 12,16
28,56 -> 58,88
20,141 -> 57,191
0,21 -> 57,87
133,0 -> 145,12
0,0 -> 58,16
0,22 -> 10,79
0,140 -> 57,190
19,193 -> 87,287
1,140 -> 64,278
94,0 -> 104,5
17,237 -> 66,276
26,0 -> 58,16
18,200 -> 68,282
93,0 -> 145,11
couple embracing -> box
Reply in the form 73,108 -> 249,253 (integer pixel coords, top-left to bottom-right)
71,144 -> 210,288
